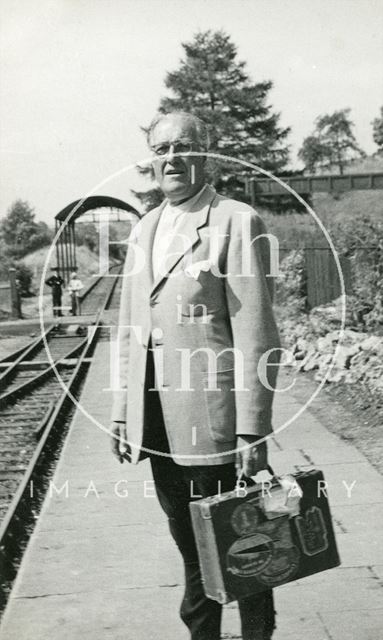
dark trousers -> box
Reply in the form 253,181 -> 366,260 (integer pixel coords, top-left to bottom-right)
52,292 -> 62,317
150,454 -> 276,640
143,355 -> 276,640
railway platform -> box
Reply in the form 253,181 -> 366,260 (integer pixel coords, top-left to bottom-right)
0,339 -> 382,639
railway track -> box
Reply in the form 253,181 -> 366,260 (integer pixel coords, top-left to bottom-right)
105,269 -> 123,310
0,368 -> 74,520
0,338 -> 96,609
79,263 -> 122,314
0,328 -> 87,397
0,271 -> 119,611
0,263 -> 121,397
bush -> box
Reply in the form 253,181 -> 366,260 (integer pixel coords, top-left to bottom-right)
276,249 -> 307,313
273,212 -> 383,334
260,209 -> 322,250
329,215 -> 383,332
14,262 -> 34,296
0,249 -> 33,296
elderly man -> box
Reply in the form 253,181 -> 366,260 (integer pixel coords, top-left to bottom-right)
111,111 -> 280,640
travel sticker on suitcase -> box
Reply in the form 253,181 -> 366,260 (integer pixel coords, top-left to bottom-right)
227,514 -> 301,586
190,468 -> 340,604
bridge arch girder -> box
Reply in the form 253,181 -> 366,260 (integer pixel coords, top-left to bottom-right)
54,195 -> 141,280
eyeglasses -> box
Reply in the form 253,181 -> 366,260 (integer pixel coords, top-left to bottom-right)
151,140 -> 201,157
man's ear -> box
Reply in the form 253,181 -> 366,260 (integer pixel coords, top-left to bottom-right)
136,161 -> 155,179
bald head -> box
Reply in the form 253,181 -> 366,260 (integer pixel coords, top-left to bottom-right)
147,111 -> 210,151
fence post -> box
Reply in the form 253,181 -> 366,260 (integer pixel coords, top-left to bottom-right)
9,268 -> 22,319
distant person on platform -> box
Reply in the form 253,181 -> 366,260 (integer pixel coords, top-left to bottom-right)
68,272 -> 83,316
45,267 -> 64,317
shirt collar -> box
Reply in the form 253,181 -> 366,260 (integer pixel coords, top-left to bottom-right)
167,184 -> 208,216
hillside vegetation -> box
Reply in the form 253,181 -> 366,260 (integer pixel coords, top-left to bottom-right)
269,180 -> 383,432
23,244 -> 107,288
1,245 -> 117,319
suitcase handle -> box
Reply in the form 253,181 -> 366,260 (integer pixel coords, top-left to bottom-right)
237,465 -> 280,484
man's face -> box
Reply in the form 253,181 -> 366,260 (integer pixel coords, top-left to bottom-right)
150,115 -> 206,204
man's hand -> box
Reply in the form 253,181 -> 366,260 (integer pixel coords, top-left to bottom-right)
236,435 -> 268,478
110,422 -> 131,464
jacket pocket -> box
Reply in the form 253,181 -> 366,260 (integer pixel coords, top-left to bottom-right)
203,369 -> 236,443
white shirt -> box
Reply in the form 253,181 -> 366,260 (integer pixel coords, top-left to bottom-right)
68,278 -> 83,295
152,185 -> 207,280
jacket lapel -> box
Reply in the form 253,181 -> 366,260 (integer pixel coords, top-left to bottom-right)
138,200 -> 167,290
150,185 -> 217,297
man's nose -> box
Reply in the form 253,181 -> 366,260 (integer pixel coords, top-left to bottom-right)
166,144 -> 176,161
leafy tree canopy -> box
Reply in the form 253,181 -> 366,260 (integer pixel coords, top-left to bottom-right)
298,108 -> 365,175
137,30 -> 290,207
75,221 -> 127,260
372,106 -> 383,154
0,199 -> 52,258
160,30 -> 290,176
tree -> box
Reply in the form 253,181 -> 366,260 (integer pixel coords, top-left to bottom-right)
372,106 -> 383,154
130,187 -> 164,213
1,200 -> 36,249
298,109 -> 365,175
13,261 -> 34,296
75,222 -> 99,253
138,30 -> 290,206
75,221 -> 128,261
0,200 -> 52,257
297,136 -> 328,175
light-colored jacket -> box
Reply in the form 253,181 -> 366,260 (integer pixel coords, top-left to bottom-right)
111,185 -> 280,465
68,278 -> 83,296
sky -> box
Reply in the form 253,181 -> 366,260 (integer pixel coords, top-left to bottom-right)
0,0 -> 382,224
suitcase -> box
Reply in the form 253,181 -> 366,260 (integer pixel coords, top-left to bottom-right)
189,468 -> 340,604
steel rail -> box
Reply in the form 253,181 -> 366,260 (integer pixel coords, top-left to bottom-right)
78,263 -> 122,313
0,267 -> 118,605
0,340 -> 36,365
102,264 -> 122,312
0,321 -> 101,603
0,336 -> 89,403
0,326 -> 55,385
104,264 -> 123,311
0,264 -> 119,401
